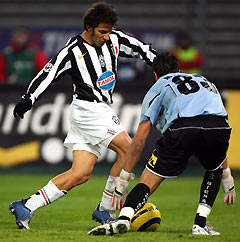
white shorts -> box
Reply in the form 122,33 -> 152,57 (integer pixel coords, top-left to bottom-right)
64,98 -> 125,157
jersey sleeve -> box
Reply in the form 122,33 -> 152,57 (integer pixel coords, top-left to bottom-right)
112,29 -> 157,66
26,38 -> 77,104
140,87 -> 163,125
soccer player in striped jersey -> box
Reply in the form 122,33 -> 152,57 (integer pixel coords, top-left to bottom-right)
9,2 -> 157,229
88,52 -> 236,236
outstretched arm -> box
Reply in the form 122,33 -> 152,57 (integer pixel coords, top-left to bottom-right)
113,29 -> 157,66
13,38 -> 75,119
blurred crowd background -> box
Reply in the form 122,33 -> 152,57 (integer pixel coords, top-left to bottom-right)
0,0 -> 239,171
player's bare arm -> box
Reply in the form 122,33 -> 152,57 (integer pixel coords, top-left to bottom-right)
124,120 -> 152,173
112,120 -> 151,210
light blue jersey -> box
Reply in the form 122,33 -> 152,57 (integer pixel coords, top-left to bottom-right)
140,72 -> 228,134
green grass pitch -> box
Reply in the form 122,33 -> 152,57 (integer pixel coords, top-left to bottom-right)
0,172 -> 239,242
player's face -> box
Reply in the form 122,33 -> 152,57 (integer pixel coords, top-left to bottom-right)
90,23 -> 113,47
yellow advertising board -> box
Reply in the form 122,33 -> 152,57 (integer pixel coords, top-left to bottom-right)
226,90 -> 240,169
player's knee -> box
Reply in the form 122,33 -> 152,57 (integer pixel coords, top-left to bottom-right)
214,167 -> 223,178
119,141 -> 131,157
204,168 -> 223,182
118,149 -> 127,159
110,132 -> 131,157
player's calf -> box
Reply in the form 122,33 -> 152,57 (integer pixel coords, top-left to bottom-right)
194,168 -> 222,231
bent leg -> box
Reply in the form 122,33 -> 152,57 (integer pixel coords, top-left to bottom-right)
97,131 -> 131,220
11,149 -> 97,229
119,168 -> 165,220
25,150 -> 97,212
194,168 -> 223,228
52,150 -> 97,191
100,131 -> 131,198
108,131 -> 132,176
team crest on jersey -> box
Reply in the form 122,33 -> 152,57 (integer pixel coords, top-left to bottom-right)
97,71 -> 116,90
43,63 -> 53,72
112,116 -> 120,125
110,44 -> 118,56
98,54 -> 106,67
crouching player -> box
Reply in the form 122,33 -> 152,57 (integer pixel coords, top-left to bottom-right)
88,52 -> 236,236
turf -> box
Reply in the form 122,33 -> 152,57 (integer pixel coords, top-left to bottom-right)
0,173 -> 239,242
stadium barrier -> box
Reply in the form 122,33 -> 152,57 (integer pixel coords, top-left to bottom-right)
0,84 -> 158,167
0,84 -> 239,170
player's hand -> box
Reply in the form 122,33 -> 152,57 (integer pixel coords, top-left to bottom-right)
112,178 -> 128,210
112,169 -> 133,210
13,95 -> 32,119
221,168 -> 236,205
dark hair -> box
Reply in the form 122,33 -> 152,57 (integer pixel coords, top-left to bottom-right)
152,52 -> 179,77
83,2 -> 118,30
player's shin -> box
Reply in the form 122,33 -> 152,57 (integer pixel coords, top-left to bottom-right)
24,181 -> 67,212
100,176 -> 119,212
118,183 -> 150,221
194,168 -> 222,227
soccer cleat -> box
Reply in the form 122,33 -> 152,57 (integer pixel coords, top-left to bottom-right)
9,200 -> 33,229
92,204 -> 111,224
87,219 -> 130,236
192,223 -> 220,236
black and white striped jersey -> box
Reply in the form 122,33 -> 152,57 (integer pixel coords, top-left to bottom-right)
26,29 -> 157,104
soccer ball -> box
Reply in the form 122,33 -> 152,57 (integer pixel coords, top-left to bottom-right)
130,203 -> 161,232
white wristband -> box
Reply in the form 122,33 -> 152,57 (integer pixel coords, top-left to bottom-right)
120,169 -> 131,181
222,167 -> 231,179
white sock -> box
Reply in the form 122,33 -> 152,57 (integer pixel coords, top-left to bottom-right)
119,207 -> 135,220
100,176 -> 119,211
25,181 -> 67,212
197,203 -> 211,218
